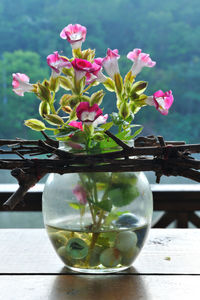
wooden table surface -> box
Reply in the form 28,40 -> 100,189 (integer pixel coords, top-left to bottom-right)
1,229 -> 200,299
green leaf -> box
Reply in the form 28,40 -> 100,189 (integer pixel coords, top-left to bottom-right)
107,185 -> 139,207
54,126 -> 79,138
132,126 -> 143,138
69,203 -> 84,210
97,199 -> 112,212
111,173 -> 138,185
99,122 -> 113,131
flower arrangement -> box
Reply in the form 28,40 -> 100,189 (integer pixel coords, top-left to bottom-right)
11,24 -> 174,271
12,23 -> 173,154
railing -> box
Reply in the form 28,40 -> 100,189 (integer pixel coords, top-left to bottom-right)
0,184 -> 200,228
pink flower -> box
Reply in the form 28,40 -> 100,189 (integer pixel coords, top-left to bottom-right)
12,73 -> 34,96
86,59 -> 106,84
60,24 -> 87,49
76,102 -> 107,126
72,58 -> 94,81
68,121 -> 83,131
68,121 -> 83,144
145,90 -> 174,115
72,184 -> 87,205
127,48 -> 156,76
47,51 -> 72,77
102,49 -> 120,79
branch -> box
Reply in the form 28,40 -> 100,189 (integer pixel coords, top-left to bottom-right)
0,135 -> 200,210
3,168 -> 47,210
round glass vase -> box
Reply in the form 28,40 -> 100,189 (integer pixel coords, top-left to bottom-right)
42,145 -> 153,274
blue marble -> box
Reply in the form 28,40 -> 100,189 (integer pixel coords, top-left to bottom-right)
115,213 -> 139,227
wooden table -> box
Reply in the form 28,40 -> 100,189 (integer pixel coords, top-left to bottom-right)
1,229 -> 200,299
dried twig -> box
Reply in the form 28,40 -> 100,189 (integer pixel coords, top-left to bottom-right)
0,134 -> 200,210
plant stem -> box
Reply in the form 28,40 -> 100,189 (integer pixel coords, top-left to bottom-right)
79,173 -> 96,225
50,92 -> 56,114
56,106 -> 62,114
88,201 -> 96,225
82,83 -> 93,94
93,178 -> 98,203
97,209 -> 105,229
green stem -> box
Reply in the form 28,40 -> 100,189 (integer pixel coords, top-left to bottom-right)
97,209 -> 105,229
56,106 -> 62,114
50,92 -> 56,114
88,201 -> 96,225
79,174 -> 96,225
82,83 -> 94,94
45,127 -> 55,131
93,178 -> 98,203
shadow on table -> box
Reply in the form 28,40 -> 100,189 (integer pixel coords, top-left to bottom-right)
49,267 -> 148,300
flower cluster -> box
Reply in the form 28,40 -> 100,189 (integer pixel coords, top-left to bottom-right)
12,23 -> 174,152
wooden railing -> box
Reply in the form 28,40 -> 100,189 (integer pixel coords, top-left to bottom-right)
0,184 -> 200,228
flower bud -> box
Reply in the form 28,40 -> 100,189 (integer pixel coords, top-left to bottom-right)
37,83 -> 51,102
91,90 -> 105,105
49,76 -> 59,92
60,94 -> 72,106
59,76 -> 73,90
24,119 -> 46,131
62,67 -> 73,77
124,71 -> 135,95
130,102 -> 141,114
42,79 -> 50,88
80,95 -> 91,102
39,101 -> 50,117
82,49 -> 95,61
93,132 -> 105,141
114,73 -> 123,95
62,105 -> 72,113
130,81 -> 148,96
119,102 -> 130,119
45,114 -> 64,125
103,78 -> 115,92
69,95 -> 80,108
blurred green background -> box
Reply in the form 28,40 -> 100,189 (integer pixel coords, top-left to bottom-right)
0,0 -> 200,142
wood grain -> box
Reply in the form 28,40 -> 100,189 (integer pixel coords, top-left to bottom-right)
1,275 -> 200,300
0,229 -> 200,275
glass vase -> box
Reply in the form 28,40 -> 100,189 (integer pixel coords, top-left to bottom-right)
42,165 -> 153,274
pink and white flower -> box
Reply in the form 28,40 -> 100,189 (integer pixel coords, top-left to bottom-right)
93,114 -> 108,127
12,73 -> 34,96
72,58 -> 94,81
86,58 -> 107,84
76,102 -> 108,126
127,48 -> 156,76
47,51 -> 72,77
60,24 -> 87,49
102,49 -> 120,79
145,90 -> 174,115
72,184 -> 87,205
